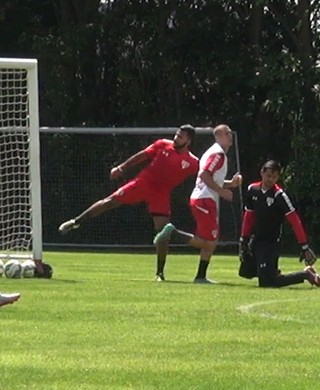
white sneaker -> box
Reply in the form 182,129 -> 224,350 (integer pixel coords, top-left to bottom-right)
58,219 -> 79,235
193,277 -> 217,285
0,293 -> 20,307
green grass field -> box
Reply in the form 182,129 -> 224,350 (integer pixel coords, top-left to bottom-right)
1,252 -> 319,390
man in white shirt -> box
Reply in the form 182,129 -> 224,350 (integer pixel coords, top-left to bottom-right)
154,124 -> 242,283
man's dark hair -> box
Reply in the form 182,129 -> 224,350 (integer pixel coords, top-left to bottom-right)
261,160 -> 281,173
180,124 -> 196,145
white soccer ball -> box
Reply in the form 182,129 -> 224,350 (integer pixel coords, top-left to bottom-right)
4,260 -> 22,279
21,260 -> 36,278
0,259 -> 4,276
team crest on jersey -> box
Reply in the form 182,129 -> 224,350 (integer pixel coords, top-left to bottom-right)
162,151 -> 169,157
181,160 -> 190,169
266,197 -> 274,206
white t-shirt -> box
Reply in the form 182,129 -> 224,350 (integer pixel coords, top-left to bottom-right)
190,142 -> 228,203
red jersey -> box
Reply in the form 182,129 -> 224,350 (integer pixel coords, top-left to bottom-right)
138,139 -> 199,190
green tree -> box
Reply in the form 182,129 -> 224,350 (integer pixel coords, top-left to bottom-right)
1,0 -> 319,247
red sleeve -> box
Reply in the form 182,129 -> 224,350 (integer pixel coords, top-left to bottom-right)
144,139 -> 168,158
286,211 -> 307,244
202,153 -> 225,174
241,210 -> 256,238
191,157 -> 199,175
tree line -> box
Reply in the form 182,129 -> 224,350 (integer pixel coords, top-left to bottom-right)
1,0 -> 319,247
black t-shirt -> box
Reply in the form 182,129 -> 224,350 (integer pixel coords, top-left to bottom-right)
245,181 -> 295,241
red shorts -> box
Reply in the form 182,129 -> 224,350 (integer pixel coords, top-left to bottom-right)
112,178 -> 171,216
190,198 -> 219,241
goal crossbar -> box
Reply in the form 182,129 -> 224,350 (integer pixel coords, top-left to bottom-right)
40,127 -> 216,134
0,58 -> 38,70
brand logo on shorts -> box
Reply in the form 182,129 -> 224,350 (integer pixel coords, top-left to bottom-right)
181,160 -> 190,169
266,197 -> 274,206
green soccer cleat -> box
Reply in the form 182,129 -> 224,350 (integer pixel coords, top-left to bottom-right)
153,223 -> 176,244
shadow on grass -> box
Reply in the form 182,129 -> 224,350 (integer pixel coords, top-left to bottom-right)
216,281 -> 257,288
153,279 -> 257,287
44,278 -> 80,284
112,278 -> 314,290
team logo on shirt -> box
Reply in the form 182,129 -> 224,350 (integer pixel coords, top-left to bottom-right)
162,151 -> 169,157
266,197 -> 274,207
181,160 -> 190,169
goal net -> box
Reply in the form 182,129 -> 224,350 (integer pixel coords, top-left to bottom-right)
41,127 -> 242,249
0,58 -> 42,261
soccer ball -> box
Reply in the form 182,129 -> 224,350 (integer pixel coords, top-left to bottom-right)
21,260 -> 36,278
0,259 -> 4,276
4,260 -> 22,279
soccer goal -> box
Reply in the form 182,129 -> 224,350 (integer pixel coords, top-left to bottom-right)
40,127 -> 242,249
0,58 -> 42,261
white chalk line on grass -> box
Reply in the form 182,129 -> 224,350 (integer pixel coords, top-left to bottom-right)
236,299 -> 312,323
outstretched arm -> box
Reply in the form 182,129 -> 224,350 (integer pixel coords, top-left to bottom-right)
110,150 -> 150,179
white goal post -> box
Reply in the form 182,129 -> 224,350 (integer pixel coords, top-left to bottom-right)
0,58 -> 42,261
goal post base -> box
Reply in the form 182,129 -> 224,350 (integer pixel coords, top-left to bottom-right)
34,260 -> 53,279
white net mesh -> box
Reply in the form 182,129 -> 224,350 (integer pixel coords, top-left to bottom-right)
0,67 -> 33,258
41,129 -> 242,248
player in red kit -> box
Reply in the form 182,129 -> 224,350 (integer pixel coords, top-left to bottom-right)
239,160 -> 318,288
59,124 -> 199,280
154,124 -> 242,283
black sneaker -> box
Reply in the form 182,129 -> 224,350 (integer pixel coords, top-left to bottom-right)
155,273 -> 165,282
